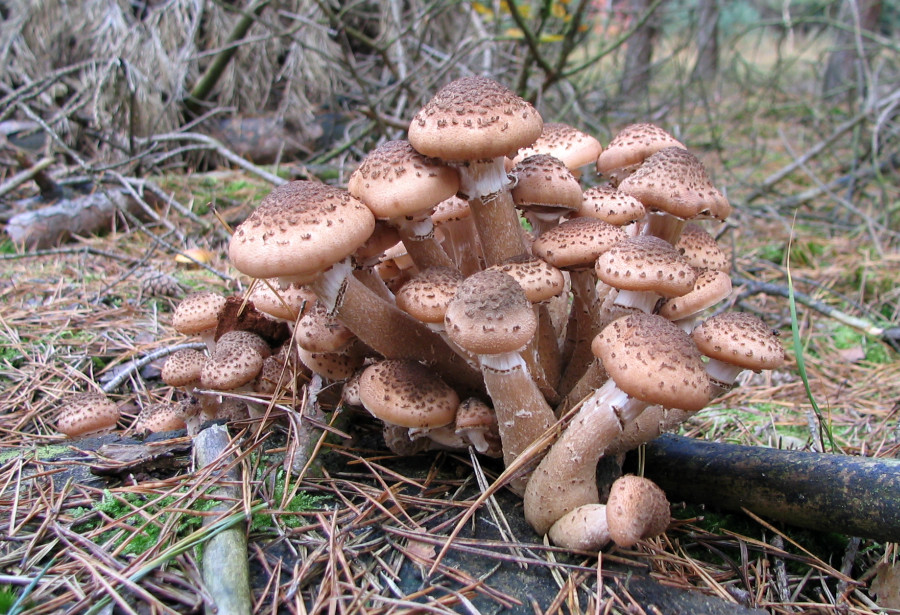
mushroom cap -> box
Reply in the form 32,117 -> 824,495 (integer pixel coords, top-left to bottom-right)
531,217 -> 627,270
161,348 -> 207,388
431,195 -> 471,224
595,235 -> 697,297
605,475 -> 671,548
578,184 -> 646,226
592,312 -> 711,411
297,345 -> 363,381
228,180 -> 376,283
348,140 -> 460,219
548,504 -> 611,552
172,292 -> 226,335
674,223 -> 731,272
408,76 -> 543,162
444,269 -> 537,355
692,312 -> 785,371
657,269 -> 732,321
395,267 -> 465,325
454,397 -> 502,457
56,393 -> 119,438
510,154 -> 583,215
486,255 -> 565,303
618,147 -> 731,221
509,122 -> 603,171
215,330 -> 272,360
248,282 -> 316,321
596,123 -> 686,177
358,359 -> 459,429
201,343 -> 265,390
295,300 -> 356,352
133,402 -> 187,434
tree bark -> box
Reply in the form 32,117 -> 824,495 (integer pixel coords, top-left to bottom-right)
631,434 -> 900,542
619,0 -> 660,100
690,0 -> 719,83
822,0 -> 883,102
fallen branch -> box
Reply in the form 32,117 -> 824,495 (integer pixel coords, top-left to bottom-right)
733,274 -> 900,351
0,156 -> 55,199
193,424 -> 253,615
4,188 -> 157,249
632,434 -> 900,542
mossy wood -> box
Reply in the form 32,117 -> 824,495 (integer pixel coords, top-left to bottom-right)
637,434 -> 900,542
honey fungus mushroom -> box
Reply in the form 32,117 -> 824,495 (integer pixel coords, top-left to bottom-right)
524,313 -> 709,538
408,76 -> 543,266
56,393 -> 120,438
357,359 -> 461,454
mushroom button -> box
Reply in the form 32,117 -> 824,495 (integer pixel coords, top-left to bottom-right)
56,393 -> 119,438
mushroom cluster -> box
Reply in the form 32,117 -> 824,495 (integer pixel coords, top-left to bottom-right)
154,76 -> 786,552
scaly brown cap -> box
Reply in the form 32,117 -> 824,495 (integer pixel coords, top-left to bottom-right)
408,76 -> 543,162
605,475 -> 671,548
579,184 -> 646,226
692,312 -> 785,371
444,269 -> 537,355
56,393 -> 119,438
395,267 -> 465,325
596,123 -> 686,181
348,140 -> 459,220
358,359 -> 459,429
592,312 -> 710,410
595,235 -> 697,297
532,217 -> 627,270
228,180 -> 375,284
510,122 -> 603,171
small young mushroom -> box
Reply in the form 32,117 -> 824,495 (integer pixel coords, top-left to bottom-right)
509,122 -> 604,178
132,402 -> 187,434
357,359 -> 460,452
605,475 -> 671,548
55,393 -> 120,438
657,269 -> 733,332
172,291 -> 227,353
595,235 -> 697,315
454,397 -> 502,457
510,154 -> 583,235
692,311 -> 785,395
618,146 -> 731,244
348,139 -> 459,271
578,184 -> 646,229
160,348 -> 207,391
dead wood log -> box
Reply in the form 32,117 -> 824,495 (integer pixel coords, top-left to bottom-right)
631,434 -> 900,542
4,188 -> 153,249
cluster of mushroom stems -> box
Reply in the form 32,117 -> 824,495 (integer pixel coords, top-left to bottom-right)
64,76 -> 787,553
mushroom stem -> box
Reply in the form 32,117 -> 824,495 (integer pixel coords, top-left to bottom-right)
308,260 -> 483,392
524,378 -> 649,536
394,215 -> 457,271
479,351 -> 556,494
642,211 -> 687,245
458,158 -> 527,266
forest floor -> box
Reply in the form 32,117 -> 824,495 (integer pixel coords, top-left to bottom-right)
1,84 -> 899,613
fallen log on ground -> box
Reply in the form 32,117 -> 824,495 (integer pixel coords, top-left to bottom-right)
630,434 -> 900,542
5,188 -> 155,249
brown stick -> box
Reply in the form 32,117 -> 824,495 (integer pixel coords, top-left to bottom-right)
631,434 -> 900,542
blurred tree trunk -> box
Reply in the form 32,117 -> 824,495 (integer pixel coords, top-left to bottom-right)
619,0 -> 659,100
822,0 -> 883,102
690,0 -> 719,83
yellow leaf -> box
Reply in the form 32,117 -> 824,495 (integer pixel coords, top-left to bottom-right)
539,33 -> 565,42
175,248 -> 215,265
471,1 -> 493,16
504,27 -> 524,39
